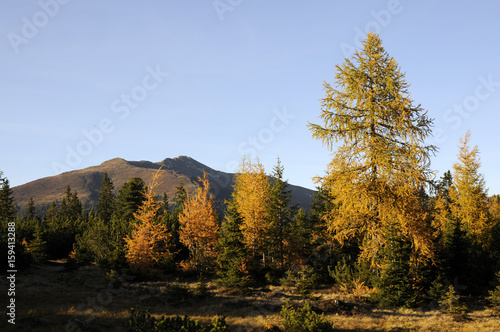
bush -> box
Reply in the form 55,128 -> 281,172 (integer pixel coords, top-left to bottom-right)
128,308 -> 228,332
328,257 -> 356,290
439,285 -> 468,314
280,300 -> 334,332
487,271 -> 500,311
280,265 -> 319,295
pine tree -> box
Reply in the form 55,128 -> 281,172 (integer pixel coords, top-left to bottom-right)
97,172 -> 116,223
178,171 -> 219,272
115,177 -> 145,222
216,196 -> 250,288
375,223 -> 429,308
268,157 -> 297,268
233,157 -> 272,268
125,169 -> 172,275
308,32 -> 436,263
0,175 -> 16,229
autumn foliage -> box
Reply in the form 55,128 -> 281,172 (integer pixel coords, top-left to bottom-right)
125,168 -> 172,275
178,171 -> 219,272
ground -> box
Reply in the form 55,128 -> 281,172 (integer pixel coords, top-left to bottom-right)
1,261 -> 500,331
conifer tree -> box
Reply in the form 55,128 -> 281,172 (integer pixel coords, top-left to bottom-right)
0,174 -> 16,228
268,157 -> 297,268
125,169 -> 171,275
179,172 -> 219,272
450,131 -> 490,247
233,157 -> 272,268
308,32 -> 436,263
216,196 -> 250,288
115,177 -> 145,222
97,172 -> 116,223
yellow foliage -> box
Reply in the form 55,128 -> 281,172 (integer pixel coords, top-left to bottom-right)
450,131 -> 490,247
309,33 -> 435,264
178,171 -> 219,271
233,157 -> 272,264
124,168 -> 171,275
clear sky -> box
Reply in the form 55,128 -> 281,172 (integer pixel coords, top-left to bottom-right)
1,1 -> 499,195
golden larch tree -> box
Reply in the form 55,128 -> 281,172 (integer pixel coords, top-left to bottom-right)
125,168 -> 171,275
450,130 -> 490,247
233,157 -> 272,266
308,33 -> 436,263
178,171 -> 219,271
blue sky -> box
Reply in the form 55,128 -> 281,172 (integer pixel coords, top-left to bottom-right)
1,1 -> 499,196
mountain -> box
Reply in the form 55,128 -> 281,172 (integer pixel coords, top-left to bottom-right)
12,156 -> 316,213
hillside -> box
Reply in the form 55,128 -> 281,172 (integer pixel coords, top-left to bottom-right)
12,156 -> 316,212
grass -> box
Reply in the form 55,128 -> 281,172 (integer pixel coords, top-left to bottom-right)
1,261 -> 500,331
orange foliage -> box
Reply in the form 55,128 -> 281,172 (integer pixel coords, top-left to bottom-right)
124,168 -> 171,275
178,171 -> 219,271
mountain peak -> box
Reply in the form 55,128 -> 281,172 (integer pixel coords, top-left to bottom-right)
12,156 -> 315,211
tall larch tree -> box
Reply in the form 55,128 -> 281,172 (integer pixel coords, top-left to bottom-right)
125,169 -> 171,275
450,130 -> 490,247
308,32 -> 436,263
178,171 -> 219,272
233,157 -> 272,268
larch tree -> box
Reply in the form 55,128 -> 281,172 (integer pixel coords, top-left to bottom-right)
125,168 -> 171,275
233,157 -> 272,267
450,130 -> 490,247
308,32 -> 436,263
178,171 -> 219,272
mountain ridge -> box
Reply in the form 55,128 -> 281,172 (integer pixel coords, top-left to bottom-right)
12,156 -> 316,213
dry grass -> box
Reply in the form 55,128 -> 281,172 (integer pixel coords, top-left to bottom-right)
1,261 -> 499,331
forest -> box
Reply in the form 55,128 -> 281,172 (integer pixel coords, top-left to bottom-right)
2,33 -> 500,331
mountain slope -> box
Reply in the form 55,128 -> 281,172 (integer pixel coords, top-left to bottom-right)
12,156 -> 316,212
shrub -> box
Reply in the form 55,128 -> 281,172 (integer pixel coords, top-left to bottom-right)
280,299 -> 334,332
439,285 -> 468,314
328,257 -> 356,290
128,308 -> 228,332
487,271 -> 500,311
280,265 -> 319,295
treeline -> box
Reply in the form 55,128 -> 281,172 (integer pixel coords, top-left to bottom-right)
1,150 -> 500,308
2,32 -> 500,311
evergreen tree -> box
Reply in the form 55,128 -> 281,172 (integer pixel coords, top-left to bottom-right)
115,177 -> 145,221
375,224 -> 429,308
0,175 -> 16,228
268,157 -> 297,268
441,218 -> 471,287
45,186 -> 84,259
308,32 -> 436,264
97,172 -> 116,223
216,196 -> 250,288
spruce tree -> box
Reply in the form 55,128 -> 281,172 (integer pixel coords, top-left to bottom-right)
115,177 -> 145,222
216,196 -> 250,288
375,224 -> 429,308
97,172 -> 116,223
0,175 -> 16,228
268,157 -> 297,268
